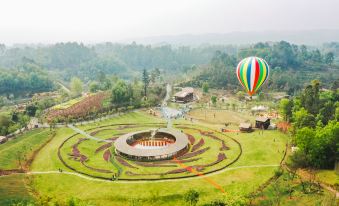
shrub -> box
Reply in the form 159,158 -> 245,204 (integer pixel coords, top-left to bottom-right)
184,189 -> 199,206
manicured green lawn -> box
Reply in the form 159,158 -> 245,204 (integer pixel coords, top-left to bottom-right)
31,167 -> 278,206
27,111 -> 289,205
0,129 -> 54,170
58,123 -> 241,179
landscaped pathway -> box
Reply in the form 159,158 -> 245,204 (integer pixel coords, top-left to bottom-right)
18,164 -> 280,183
67,124 -> 112,143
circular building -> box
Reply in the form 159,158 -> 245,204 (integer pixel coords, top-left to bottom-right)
114,128 -> 189,161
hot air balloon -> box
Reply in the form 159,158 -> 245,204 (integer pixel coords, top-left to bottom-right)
236,56 -> 269,97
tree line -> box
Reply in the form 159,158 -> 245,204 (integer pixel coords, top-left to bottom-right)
182,41 -> 339,94
0,62 -> 54,98
279,80 -> 338,169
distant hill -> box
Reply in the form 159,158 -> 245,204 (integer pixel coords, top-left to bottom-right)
124,30 -> 339,46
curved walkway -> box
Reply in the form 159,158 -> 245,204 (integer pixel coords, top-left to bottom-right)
67,124 -> 111,143
19,164 -> 279,184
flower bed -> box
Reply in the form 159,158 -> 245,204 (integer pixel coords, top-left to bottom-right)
134,161 -> 177,168
177,147 -> 210,160
186,133 -> 196,145
219,141 -> 230,151
198,153 -> 226,168
82,161 -> 113,173
68,138 -> 88,162
103,149 -> 111,162
191,138 -> 205,152
115,156 -> 138,169
95,142 -> 112,154
47,92 -> 108,121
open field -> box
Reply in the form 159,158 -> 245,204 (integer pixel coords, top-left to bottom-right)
58,123 -> 241,180
0,129 -> 54,170
0,174 -> 33,205
188,108 -> 256,129
24,111 -> 288,205
0,111 -> 335,205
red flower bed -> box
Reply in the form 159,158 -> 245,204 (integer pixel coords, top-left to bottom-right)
197,153 -> 226,168
81,162 -> 113,173
200,131 -> 222,141
90,129 -> 112,136
47,92 -> 108,121
103,149 -> 111,162
105,136 -> 118,141
125,171 -> 159,176
191,138 -> 205,152
125,165 -> 205,176
68,138 -> 88,162
176,158 -> 201,163
134,162 -> 177,168
95,142 -> 112,154
186,134 -> 196,145
115,156 -> 138,169
219,141 -> 230,151
166,166 -> 204,174
177,147 -> 210,160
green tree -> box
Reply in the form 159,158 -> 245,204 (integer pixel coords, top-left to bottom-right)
211,96 -> 217,106
184,189 -> 199,206
317,101 -> 335,125
202,82 -> 209,93
0,114 -> 11,135
89,81 -> 100,93
300,80 -> 320,115
324,52 -> 334,65
111,80 -> 130,110
279,98 -> 293,121
294,121 -> 339,168
70,77 -> 83,97
25,104 -> 37,117
292,108 -> 316,129
142,69 -> 149,97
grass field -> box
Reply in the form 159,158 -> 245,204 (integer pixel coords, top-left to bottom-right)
0,174 -> 34,205
24,111 -> 288,205
58,123 -> 241,179
1,111 -> 333,205
0,129 -> 54,170
188,108 -> 256,129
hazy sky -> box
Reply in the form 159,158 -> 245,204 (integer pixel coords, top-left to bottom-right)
1,0 -> 338,44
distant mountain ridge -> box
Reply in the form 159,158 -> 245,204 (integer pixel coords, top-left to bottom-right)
123,30 -> 339,46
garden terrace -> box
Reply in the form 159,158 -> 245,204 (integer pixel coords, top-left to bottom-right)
57,121 -> 242,180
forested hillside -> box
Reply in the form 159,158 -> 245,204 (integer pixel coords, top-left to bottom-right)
0,42 -> 233,81
0,63 -> 54,98
182,41 -> 339,94
0,41 -> 338,98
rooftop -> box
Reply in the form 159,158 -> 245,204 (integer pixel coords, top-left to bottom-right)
239,123 -> 252,129
255,117 -> 270,122
174,87 -> 194,98
114,128 -> 189,157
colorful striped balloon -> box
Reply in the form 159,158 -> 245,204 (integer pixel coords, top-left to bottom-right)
236,56 -> 269,96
